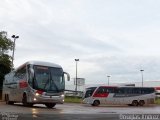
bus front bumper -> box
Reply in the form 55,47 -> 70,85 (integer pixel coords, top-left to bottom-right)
83,98 -> 93,104
31,95 -> 64,104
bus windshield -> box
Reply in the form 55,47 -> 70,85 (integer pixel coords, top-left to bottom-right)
33,65 -> 64,92
84,87 -> 97,98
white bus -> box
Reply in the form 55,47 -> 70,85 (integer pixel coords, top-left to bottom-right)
155,87 -> 160,98
2,61 -> 70,108
83,86 -> 155,106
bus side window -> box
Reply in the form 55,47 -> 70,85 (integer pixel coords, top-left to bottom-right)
141,88 -> 153,94
14,66 -> 26,81
116,88 -> 125,94
106,88 -> 109,93
14,72 -> 19,81
107,88 -> 115,93
141,89 -> 145,94
96,87 -> 106,94
125,88 -> 133,94
133,88 -> 141,94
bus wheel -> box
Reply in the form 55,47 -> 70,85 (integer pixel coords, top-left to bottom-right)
139,100 -> 145,106
132,100 -> 138,106
92,100 -> 100,106
45,103 -> 56,108
22,94 -> 28,106
128,104 -> 132,106
22,94 -> 33,107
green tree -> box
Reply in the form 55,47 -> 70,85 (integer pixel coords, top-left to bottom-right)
0,31 -> 13,54
0,31 -> 13,98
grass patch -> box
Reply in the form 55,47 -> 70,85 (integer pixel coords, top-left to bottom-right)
64,96 -> 82,103
155,98 -> 160,104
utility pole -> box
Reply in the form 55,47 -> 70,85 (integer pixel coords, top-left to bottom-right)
107,75 -> 111,86
75,59 -> 79,93
140,70 -> 144,87
11,35 -> 19,69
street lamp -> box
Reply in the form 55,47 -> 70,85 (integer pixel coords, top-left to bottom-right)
11,35 -> 19,69
107,75 -> 110,86
140,70 -> 144,87
75,59 -> 79,92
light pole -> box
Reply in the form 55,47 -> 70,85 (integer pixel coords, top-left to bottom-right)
11,35 -> 19,69
107,75 -> 110,86
140,70 -> 144,87
75,59 -> 79,93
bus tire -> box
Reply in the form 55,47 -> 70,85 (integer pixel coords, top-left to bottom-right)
132,100 -> 138,106
139,100 -> 145,106
45,103 -> 56,108
22,93 -> 30,107
92,100 -> 100,106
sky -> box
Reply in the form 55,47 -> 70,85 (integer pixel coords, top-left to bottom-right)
1,0 -> 160,86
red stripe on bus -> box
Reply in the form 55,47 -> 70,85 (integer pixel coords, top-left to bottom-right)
155,87 -> 160,90
19,80 -> 28,88
93,93 -> 109,97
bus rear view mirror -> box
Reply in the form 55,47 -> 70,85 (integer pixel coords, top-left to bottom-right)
64,72 -> 70,81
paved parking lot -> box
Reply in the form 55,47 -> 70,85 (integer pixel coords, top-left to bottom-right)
0,102 -> 160,120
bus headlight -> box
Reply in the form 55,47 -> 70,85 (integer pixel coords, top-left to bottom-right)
61,94 -> 64,97
35,93 -> 40,96
34,98 -> 37,101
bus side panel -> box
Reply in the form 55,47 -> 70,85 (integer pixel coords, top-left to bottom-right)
15,80 -> 29,102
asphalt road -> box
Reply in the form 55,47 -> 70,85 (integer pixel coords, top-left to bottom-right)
0,102 -> 160,120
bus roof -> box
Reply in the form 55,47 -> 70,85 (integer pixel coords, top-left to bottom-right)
15,61 -> 62,71
86,85 -> 155,89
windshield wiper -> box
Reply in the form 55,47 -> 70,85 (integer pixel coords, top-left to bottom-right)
43,78 -> 50,91
51,79 -> 60,92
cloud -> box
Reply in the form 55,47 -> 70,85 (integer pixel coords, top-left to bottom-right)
1,0 -> 160,86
